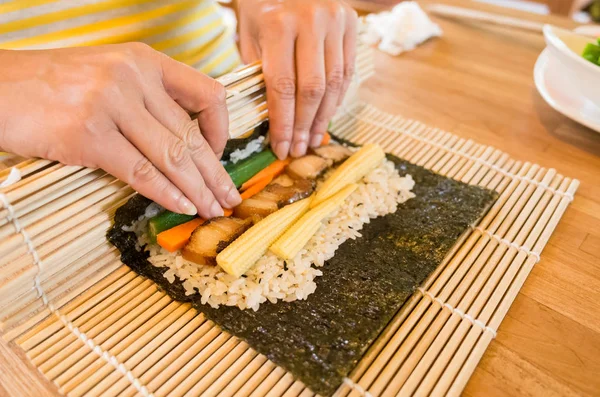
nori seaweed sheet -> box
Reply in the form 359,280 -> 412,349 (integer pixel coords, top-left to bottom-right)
221,121 -> 269,162
107,154 -> 497,396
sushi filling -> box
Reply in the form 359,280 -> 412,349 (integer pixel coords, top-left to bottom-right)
125,158 -> 415,311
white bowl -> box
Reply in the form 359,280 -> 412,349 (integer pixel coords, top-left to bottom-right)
542,24 -> 600,105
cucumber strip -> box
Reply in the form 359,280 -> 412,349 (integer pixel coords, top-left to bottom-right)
226,149 -> 277,188
148,212 -> 196,243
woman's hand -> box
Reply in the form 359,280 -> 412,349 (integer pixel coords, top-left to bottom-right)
0,44 -> 241,219
237,0 -> 358,159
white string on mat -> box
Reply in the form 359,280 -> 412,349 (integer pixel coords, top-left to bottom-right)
0,167 -> 154,397
0,167 -> 21,188
470,225 -> 541,263
343,377 -> 374,397
341,103 -> 575,203
416,287 -> 497,338
533,181 -> 574,202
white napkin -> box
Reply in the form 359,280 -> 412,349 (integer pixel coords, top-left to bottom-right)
362,2 -> 442,56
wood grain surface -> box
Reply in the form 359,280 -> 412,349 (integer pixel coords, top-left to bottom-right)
1,1 -> 599,396
353,1 -> 600,396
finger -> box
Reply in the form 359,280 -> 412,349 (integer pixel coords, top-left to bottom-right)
293,26 -> 326,157
97,131 -> 197,216
240,36 -> 262,64
338,6 -> 358,107
158,54 -> 229,157
118,106 -> 224,219
310,28 -> 345,148
144,89 -> 241,209
261,31 -> 297,160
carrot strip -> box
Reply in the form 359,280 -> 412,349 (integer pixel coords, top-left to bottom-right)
240,158 -> 291,191
240,175 -> 273,200
224,208 -> 233,217
321,132 -> 331,146
157,217 -> 204,252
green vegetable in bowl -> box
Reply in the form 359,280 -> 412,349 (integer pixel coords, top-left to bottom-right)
582,42 -> 600,66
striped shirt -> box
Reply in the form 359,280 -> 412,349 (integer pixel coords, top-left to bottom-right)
0,0 -> 242,77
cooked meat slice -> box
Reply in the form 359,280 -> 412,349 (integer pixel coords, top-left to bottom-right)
312,144 -> 353,163
264,178 -> 313,206
272,173 -> 295,187
233,177 -> 314,219
234,197 -> 279,219
286,155 -> 332,180
182,217 -> 253,265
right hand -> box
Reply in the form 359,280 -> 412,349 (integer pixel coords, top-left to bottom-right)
0,43 -> 241,219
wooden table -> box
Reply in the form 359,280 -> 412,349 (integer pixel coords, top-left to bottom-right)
352,1 -> 600,396
1,1 -> 599,396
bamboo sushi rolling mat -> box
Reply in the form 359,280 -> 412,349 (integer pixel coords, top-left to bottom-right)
0,22 -> 588,397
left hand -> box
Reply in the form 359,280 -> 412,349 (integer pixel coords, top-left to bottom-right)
237,0 -> 358,159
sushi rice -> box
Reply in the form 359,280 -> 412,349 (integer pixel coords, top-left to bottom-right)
125,155 -> 415,311
227,135 -> 266,164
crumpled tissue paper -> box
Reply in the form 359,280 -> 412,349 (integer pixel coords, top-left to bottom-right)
362,1 -> 442,56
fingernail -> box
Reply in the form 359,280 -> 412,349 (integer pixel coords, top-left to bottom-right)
291,141 -> 307,157
178,196 -> 197,216
226,186 -> 242,207
210,200 -> 224,218
273,141 -> 290,160
310,134 -> 323,148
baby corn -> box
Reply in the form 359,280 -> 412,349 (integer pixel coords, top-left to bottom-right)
312,144 -> 385,207
216,197 -> 311,277
271,184 -> 358,260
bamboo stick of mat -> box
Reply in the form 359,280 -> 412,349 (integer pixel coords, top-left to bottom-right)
2,239 -> 114,325
1,249 -> 122,335
116,316 -> 221,397
0,188 -> 129,275
26,271 -> 147,365
21,266 -> 137,355
228,90 -> 266,114
82,306 -> 199,395
40,284 -> 164,373
100,312 -> 210,396
0,158 -> 38,179
2,258 -> 128,343
65,301 -> 189,396
0,188 -> 132,314
0,195 -> 131,323
0,161 -> 60,197
0,176 -> 125,243
0,168 -> 104,228
0,163 -> 80,199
